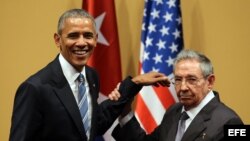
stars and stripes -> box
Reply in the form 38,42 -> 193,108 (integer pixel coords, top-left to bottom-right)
135,0 -> 183,134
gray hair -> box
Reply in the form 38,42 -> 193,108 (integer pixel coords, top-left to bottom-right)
57,9 -> 96,35
173,49 -> 214,77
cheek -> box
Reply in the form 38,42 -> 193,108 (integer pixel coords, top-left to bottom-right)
89,42 -> 96,53
191,89 -> 205,101
60,45 -> 68,52
90,42 -> 97,49
90,37 -> 97,46
175,87 -> 181,95
64,41 -> 74,47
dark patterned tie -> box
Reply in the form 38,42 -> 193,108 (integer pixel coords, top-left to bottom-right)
78,74 -> 89,134
175,111 -> 189,141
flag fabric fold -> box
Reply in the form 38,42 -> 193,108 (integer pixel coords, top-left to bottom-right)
82,0 -> 121,141
135,0 -> 184,134
83,0 -> 122,97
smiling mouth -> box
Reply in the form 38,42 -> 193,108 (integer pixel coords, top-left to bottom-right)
73,50 -> 87,55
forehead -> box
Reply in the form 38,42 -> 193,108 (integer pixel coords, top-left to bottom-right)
65,17 -> 92,24
62,17 -> 96,33
174,59 -> 203,77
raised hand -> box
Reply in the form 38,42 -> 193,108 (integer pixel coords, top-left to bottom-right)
132,71 -> 170,87
108,72 -> 170,101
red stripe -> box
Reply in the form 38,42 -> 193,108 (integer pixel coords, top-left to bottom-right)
137,60 -> 176,133
153,86 -> 176,109
135,94 -> 157,134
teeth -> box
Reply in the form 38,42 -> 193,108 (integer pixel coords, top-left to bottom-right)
75,50 -> 86,55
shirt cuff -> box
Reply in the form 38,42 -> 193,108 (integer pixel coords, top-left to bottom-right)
118,111 -> 134,127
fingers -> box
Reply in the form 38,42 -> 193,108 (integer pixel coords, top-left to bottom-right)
108,82 -> 122,101
149,71 -> 170,87
153,83 -> 160,87
156,76 -> 171,87
108,88 -> 121,101
153,80 -> 170,87
116,82 -> 121,89
135,71 -> 170,86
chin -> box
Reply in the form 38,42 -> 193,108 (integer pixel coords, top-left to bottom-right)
74,58 -> 88,65
180,99 -> 191,105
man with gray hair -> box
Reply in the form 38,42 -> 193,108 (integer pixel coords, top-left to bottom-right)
110,49 -> 243,141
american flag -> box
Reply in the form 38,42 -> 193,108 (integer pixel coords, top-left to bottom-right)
135,0 -> 183,134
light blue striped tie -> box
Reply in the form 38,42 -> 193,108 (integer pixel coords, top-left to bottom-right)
78,74 -> 90,134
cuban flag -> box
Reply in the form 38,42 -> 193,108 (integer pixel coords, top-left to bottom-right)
83,0 -> 122,140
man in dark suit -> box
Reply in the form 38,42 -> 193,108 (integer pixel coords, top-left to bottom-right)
9,9 -> 170,141
110,49 -> 244,141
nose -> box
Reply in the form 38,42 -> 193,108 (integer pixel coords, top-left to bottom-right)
76,35 -> 87,46
180,80 -> 189,91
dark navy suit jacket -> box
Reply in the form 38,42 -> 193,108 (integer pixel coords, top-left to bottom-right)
10,55 -> 141,141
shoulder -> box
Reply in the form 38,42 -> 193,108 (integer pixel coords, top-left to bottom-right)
212,101 -> 243,123
202,94 -> 243,124
20,56 -> 61,87
211,92 -> 242,120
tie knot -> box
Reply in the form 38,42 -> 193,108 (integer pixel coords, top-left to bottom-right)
180,112 -> 189,121
78,73 -> 85,83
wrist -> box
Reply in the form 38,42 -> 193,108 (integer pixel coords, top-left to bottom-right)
131,76 -> 142,85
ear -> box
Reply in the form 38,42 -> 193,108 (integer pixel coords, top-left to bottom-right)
54,33 -> 61,48
207,74 -> 215,90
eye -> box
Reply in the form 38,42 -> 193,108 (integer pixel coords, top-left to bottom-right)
83,32 -> 94,39
174,78 -> 182,84
175,78 -> 181,82
67,33 -> 79,39
186,77 -> 198,84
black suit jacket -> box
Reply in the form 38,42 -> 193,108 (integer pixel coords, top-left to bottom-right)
112,92 -> 243,141
9,55 -> 141,141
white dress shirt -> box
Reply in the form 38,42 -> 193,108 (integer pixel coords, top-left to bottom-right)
59,54 -> 92,139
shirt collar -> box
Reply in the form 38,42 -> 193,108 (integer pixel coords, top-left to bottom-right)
58,54 -> 86,85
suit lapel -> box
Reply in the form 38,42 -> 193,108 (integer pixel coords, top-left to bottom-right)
85,67 -> 99,141
86,67 -> 99,102
182,95 -> 219,141
182,115 -> 206,141
55,85 -> 86,138
50,57 -> 87,140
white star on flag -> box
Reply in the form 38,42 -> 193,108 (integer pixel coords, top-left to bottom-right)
95,12 -> 109,46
